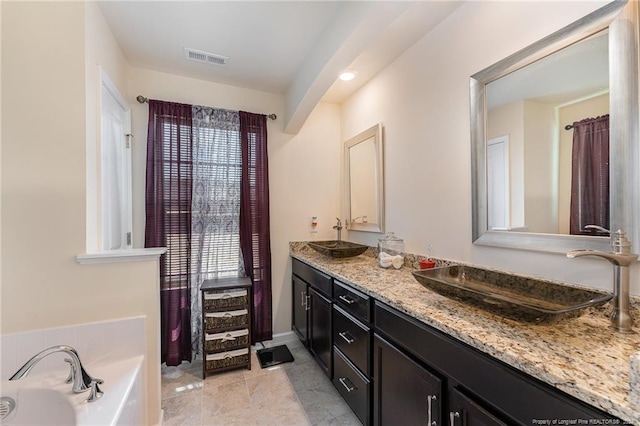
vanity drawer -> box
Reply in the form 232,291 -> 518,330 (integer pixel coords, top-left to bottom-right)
292,258 -> 332,297
334,280 -> 371,322
333,347 -> 370,426
333,305 -> 370,376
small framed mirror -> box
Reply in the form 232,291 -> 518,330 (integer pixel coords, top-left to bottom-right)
344,123 -> 385,233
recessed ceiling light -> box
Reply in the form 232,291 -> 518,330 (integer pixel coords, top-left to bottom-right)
339,71 -> 356,81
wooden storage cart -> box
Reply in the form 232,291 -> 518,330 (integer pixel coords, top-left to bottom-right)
201,277 -> 252,378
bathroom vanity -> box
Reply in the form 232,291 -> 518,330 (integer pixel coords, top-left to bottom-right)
290,242 -> 640,425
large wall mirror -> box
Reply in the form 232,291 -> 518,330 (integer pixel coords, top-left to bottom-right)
471,0 -> 639,253
344,123 -> 385,233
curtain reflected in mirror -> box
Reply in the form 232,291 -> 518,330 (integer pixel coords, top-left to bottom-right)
569,115 -> 609,235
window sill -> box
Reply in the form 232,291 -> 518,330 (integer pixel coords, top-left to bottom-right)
76,248 -> 167,265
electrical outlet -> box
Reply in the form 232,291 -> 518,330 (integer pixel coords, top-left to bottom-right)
310,216 -> 318,233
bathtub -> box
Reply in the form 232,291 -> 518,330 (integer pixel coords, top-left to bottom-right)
1,355 -> 145,425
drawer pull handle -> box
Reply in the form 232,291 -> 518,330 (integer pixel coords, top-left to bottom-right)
338,377 -> 356,393
449,411 -> 460,426
338,331 -> 355,344
301,291 -> 306,307
305,295 -> 311,311
339,295 -> 355,305
427,394 -> 437,426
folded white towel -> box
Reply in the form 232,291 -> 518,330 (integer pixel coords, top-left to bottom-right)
392,255 -> 403,269
379,257 -> 392,268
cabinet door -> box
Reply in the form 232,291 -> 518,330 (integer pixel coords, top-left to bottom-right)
309,287 -> 332,377
373,334 -> 442,426
292,276 -> 309,344
449,388 -> 508,426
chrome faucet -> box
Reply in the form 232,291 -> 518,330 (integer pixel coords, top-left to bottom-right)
10,345 -> 104,401
567,226 -> 638,333
333,218 -> 343,242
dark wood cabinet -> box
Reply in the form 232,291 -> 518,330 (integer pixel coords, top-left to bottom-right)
449,388 -> 508,426
290,258 -> 623,425
309,287 -> 332,376
200,277 -> 252,378
374,301 -> 622,425
292,274 -> 309,343
373,334 -> 442,426
291,259 -> 333,378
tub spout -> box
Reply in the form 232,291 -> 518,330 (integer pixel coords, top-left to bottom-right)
9,345 -> 103,399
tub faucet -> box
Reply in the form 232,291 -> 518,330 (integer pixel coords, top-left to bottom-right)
9,345 -> 104,401
333,218 -> 343,242
567,226 -> 638,333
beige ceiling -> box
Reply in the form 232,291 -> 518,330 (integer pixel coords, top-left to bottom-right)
98,1 -> 462,134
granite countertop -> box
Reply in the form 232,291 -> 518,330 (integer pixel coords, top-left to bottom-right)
290,242 -> 640,424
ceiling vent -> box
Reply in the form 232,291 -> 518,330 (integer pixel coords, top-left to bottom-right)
184,48 -> 228,67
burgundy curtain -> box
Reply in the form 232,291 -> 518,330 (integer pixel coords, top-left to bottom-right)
145,100 -> 194,366
569,115 -> 609,235
239,111 -> 272,343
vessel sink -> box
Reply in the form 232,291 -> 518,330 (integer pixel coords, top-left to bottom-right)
307,240 -> 369,258
412,265 -> 613,324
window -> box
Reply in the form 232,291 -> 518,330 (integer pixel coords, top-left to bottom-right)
190,123 -> 243,280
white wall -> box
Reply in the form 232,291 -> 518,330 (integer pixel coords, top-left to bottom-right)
128,67 -> 342,336
1,3 -> 162,424
341,0 -> 640,295
523,100 -> 557,234
85,1 -> 130,253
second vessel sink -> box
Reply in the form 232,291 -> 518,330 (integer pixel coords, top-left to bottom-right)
307,240 -> 369,258
412,265 -> 612,324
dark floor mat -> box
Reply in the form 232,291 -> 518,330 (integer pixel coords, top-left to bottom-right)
256,344 -> 294,368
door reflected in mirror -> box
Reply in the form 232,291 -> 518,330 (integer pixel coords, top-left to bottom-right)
344,124 -> 384,233
486,30 -> 609,235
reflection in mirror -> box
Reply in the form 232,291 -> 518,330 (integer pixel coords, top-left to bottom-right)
344,124 -> 384,233
486,30 -> 609,236
470,0 -> 639,253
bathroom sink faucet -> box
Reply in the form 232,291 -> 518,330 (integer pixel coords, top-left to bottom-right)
333,218 -> 343,242
567,226 -> 638,333
9,345 -> 104,401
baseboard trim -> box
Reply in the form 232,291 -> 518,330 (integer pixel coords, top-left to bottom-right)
251,331 -> 298,351
155,409 -> 164,426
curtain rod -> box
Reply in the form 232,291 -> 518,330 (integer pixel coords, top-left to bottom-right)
565,124 -> 574,130
136,95 -> 277,121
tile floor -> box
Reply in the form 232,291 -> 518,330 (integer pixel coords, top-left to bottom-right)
161,340 -> 362,425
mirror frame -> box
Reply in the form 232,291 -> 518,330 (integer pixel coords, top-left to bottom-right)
344,123 -> 385,233
470,0 -> 639,253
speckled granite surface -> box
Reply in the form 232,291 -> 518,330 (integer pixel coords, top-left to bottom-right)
290,241 -> 640,424
631,353 -> 640,410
